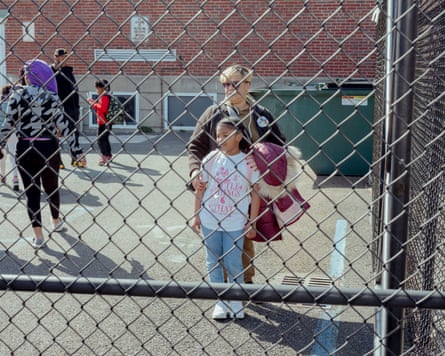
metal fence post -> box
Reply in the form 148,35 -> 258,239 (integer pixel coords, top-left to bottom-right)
386,0 -> 418,354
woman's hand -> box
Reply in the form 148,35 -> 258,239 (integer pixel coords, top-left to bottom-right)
191,170 -> 206,191
246,154 -> 258,171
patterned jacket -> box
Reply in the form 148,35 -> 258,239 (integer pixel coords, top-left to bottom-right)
0,85 -> 80,154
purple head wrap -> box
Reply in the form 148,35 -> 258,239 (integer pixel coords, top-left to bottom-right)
24,59 -> 58,93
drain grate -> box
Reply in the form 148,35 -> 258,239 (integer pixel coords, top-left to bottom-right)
281,275 -> 334,308
282,275 -> 305,286
281,275 -> 333,287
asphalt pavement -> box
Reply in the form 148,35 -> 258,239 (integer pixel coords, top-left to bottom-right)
0,132 -> 375,355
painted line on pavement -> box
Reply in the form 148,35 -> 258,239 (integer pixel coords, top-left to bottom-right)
310,219 -> 348,356
135,224 -> 202,263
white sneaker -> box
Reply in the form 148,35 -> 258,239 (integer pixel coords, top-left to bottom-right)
31,238 -> 45,249
229,301 -> 245,319
212,301 -> 228,320
53,219 -> 64,232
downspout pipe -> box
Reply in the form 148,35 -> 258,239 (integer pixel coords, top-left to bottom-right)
375,0 -> 395,354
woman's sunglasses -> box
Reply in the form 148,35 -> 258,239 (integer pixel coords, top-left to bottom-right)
221,81 -> 249,89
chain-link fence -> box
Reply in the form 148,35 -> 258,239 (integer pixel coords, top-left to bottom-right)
0,0 -> 443,355
371,0 -> 445,355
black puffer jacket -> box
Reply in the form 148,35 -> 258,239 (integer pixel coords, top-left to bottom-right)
52,65 -> 79,115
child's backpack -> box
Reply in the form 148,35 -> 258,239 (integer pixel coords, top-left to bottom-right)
106,94 -> 122,122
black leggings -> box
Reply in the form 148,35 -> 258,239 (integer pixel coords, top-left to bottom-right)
16,138 -> 60,228
97,124 -> 112,157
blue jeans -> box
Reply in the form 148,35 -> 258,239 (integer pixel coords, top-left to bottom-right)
201,225 -> 245,284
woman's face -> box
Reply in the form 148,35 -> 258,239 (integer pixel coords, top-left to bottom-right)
221,71 -> 251,106
96,86 -> 105,95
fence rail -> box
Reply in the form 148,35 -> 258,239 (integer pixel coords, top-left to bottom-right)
2,275 -> 445,310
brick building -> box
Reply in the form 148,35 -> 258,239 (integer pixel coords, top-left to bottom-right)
0,0 -> 377,133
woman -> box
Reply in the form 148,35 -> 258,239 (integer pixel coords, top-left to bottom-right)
88,79 -> 112,166
0,59 -> 76,248
187,64 -> 286,284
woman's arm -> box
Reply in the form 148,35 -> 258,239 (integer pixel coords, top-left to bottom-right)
0,94 -> 20,146
187,105 -> 217,177
192,187 -> 205,233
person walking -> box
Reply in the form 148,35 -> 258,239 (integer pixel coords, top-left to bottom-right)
88,79 -> 112,166
52,48 -> 86,168
0,59 -> 78,249
188,64 -> 286,284
192,117 -> 260,320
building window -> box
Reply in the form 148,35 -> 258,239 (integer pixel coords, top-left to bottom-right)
163,92 -> 217,131
89,92 -> 138,128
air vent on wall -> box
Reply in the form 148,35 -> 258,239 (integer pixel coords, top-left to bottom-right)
94,49 -> 176,62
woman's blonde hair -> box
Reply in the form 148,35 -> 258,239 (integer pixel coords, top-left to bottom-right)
220,65 -> 253,83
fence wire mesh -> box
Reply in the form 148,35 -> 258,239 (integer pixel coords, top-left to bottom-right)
0,0 -> 443,355
402,1 -> 445,354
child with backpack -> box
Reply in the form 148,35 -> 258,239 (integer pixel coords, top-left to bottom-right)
88,79 -> 114,166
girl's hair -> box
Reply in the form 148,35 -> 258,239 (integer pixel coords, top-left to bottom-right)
95,79 -> 110,91
217,117 -> 251,151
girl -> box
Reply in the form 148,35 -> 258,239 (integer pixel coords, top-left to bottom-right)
0,59 -> 77,248
192,117 -> 260,320
88,79 -> 112,166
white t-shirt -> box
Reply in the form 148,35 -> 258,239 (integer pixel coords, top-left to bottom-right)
199,150 -> 259,231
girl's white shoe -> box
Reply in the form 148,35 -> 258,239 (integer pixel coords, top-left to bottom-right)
212,301 -> 228,320
230,301 -> 245,319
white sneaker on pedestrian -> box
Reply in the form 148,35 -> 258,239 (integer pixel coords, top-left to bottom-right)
212,301 -> 228,320
31,238 -> 45,249
229,301 -> 245,319
53,219 -> 64,232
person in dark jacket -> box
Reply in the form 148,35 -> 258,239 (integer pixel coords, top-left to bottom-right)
52,48 -> 85,168
187,64 -> 286,284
